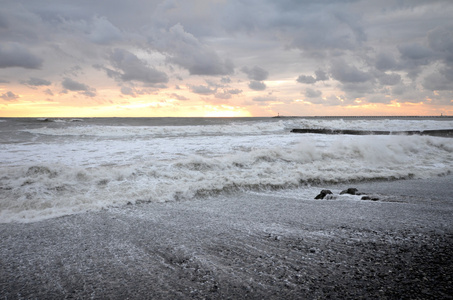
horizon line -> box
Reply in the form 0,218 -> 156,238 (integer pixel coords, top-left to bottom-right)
1,115 -> 451,119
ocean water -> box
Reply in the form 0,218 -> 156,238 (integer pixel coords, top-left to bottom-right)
1,117 -> 452,223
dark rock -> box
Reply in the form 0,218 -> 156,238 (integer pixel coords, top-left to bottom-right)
340,188 -> 359,195
361,196 -> 379,201
315,190 -> 333,199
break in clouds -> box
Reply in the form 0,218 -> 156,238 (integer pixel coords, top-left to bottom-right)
0,0 -> 452,114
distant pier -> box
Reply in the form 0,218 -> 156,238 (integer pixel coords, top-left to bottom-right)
290,128 -> 453,137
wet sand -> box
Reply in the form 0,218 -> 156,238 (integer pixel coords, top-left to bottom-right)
1,177 -> 453,299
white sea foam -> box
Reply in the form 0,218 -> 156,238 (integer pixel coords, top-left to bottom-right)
1,127 -> 452,223
1,118 -> 452,223
20,118 -> 453,139
22,121 -> 287,138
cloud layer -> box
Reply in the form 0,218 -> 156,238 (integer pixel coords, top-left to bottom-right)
1,0 -> 452,116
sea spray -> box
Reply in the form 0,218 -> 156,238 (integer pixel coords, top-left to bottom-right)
1,117 -> 452,222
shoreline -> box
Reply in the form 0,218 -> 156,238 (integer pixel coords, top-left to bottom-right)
1,177 -> 453,299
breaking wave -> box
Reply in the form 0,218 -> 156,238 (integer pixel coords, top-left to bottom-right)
22,121 -> 287,138
1,135 -> 452,223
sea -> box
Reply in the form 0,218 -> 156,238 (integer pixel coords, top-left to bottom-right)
1,116 -> 452,223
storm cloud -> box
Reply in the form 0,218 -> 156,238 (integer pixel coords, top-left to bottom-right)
242,66 -> 269,81
107,48 -> 169,86
23,77 -> 51,87
189,84 -> 217,95
0,0 -> 452,115
62,78 -> 97,97
248,81 -> 267,91
0,43 -> 43,69
150,23 -> 234,76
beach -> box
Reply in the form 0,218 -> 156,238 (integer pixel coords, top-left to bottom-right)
2,176 -> 452,299
2,0 -> 453,297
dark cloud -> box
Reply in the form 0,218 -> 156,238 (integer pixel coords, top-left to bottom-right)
341,81 -> 377,99
214,88 -> 242,99
390,83 -> 431,103
0,13 -> 8,29
108,48 -> 169,86
189,84 -> 217,95
297,69 -> 329,84
220,77 -> 231,84
87,16 -> 123,45
305,88 -> 322,98
399,43 -> 433,61
168,93 -> 189,101
151,23 -> 234,76
62,78 -> 89,91
241,66 -> 269,81
296,75 -> 316,84
64,65 -> 84,78
227,88 -> 242,95
1,0 -> 453,113
428,90 -> 453,106
120,86 -> 150,97
249,81 -> 267,91
330,60 -> 373,83
391,84 -> 407,96
215,92 -> 232,100
375,52 -> 399,71
120,86 -> 137,97
23,77 -> 51,86
204,79 -> 223,89
314,69 -> 329,81
396,43 -> 434,80
378,73 -> 401,86
323,95 -> 346,106
62,78 -> 97,97
0,43 -> 43,69
428,26 -> 453,63
0,91 -> 19,101
287,4 -> 367,53
423,68 -> 453,91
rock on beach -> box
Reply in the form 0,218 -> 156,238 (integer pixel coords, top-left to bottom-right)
314,189 -> 333,199
315,187 -> 380,201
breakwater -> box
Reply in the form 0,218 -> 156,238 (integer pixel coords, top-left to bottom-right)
290,128 -> 453,137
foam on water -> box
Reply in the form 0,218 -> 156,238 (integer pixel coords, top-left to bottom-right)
1,118 -> 452,223
21,121 -> 287,138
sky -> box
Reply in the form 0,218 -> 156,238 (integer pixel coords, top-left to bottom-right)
1,0 -> 452,117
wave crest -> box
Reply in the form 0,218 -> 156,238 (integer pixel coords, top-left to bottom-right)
1,135 -> 452,223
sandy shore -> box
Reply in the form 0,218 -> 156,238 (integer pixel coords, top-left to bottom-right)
1,177 -> 453,299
